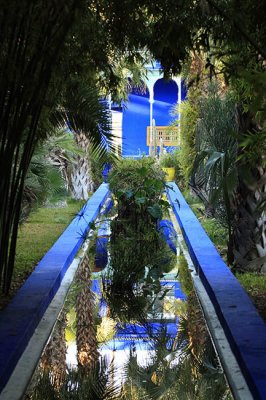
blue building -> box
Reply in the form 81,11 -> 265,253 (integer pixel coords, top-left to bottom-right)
111,62 -> 186,157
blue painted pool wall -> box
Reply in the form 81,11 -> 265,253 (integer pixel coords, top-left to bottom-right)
0,183 -> 110,394
167,182 -> 266,400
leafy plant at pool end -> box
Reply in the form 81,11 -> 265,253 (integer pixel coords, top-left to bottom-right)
104,157 -> 175,322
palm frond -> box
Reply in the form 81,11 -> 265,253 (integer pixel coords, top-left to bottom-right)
51,82 -> 115,159
31,359 -> 121,400
21,146 -> 65,221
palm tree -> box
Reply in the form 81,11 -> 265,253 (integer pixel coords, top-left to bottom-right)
121,301 -> 232,400
31,359 -> 121,400
190,84 -> 239,264
21,132 -> 75,221
231,94 -> 266,272
190,83 -> 266,270
51,79 -> 114,200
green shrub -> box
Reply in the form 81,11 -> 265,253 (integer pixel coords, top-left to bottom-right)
105,157 -> 175,321
159,150 -> 182,184
159,152 -> 176,168
177,255 -> 194,296
175,99 -> 198,187
108,156 -> 168,223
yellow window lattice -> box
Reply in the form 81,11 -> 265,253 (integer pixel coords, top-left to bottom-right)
146,126 -> 179,146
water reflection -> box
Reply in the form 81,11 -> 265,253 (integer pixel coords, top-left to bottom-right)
64,276 -> 184,370
27,222 -> 232,399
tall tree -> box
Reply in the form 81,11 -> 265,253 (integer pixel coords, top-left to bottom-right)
1,0 -> 266,293
0,0 -> 81,293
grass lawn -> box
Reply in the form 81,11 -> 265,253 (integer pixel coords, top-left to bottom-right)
236,272 -> 266,321
236,271 -> 266,293
0,200 -> 84,310
182,190 -> 228,255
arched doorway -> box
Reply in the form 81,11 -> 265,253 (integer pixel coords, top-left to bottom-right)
153,78 -> 178,127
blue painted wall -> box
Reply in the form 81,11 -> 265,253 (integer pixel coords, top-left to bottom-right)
122,93 -> 150,156
167,182 -> 266,400
122,79 -> 181,157
0,184 -> 110,393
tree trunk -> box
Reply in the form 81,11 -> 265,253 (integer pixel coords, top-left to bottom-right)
68,132 -> 94,200
232,109 -> 266,271
232,166 -> 266,271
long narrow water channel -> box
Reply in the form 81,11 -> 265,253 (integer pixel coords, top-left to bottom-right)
25,209 -> 233,399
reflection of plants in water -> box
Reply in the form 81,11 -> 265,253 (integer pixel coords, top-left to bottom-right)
102,239 -> 174,323
102,278 -> 147,323
177,254 -> 214,365
104,158 -> 175,322
30,359 -> 121,399
39,312 -> 67,390
163,297 -> 187,316
118,249 -> 233,400
97,316 -> 116,344
75,252 -> 99,369
176,255 -> 194,296
122,322 -> 232,400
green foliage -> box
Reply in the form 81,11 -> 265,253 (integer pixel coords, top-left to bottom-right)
174,99 -> 198,187
52,79 -> 114,158
122,323 -> 231,400
195,85 -> 237,154
96,316 -> 116,345
177,255 -> 194,297
108,157 -> 168,225
238,129 -> 266,169
0,0 -> 81,293
189,84 -> 238,261
159,150 -> 182,183
183,190 -> 228,256
1,0 -> 266,294
21,135 -> 74,221
30,359 -> 120,399
104,157 -> 175,322
159,152 -> 176,168
119,250 -> 232,399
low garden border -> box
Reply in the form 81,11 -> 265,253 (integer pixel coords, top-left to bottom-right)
1,180 -> 265,399
167,182 -> 266,400
0,183 -> 110,393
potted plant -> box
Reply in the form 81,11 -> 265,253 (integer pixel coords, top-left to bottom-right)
159,152 -> 176,181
